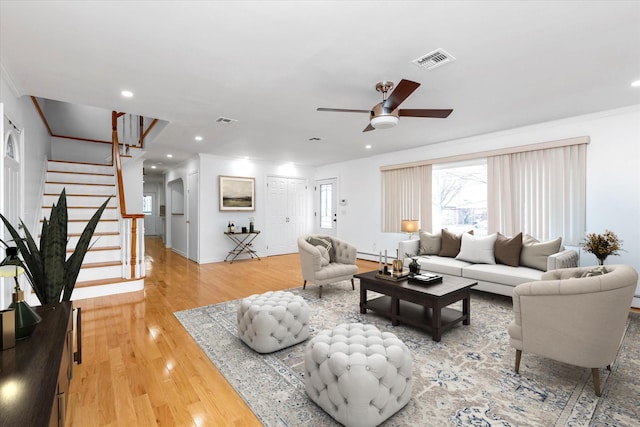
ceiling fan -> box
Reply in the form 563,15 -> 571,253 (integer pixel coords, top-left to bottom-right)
317,79 -> 453,132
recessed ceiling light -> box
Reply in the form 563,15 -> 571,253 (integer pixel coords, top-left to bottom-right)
365,144 -> 372,149
244,156 -> 249,160
151,165 -> 157,169
121,90 -> 133,98
195,136 -> 203,141
166,154 -> 173,158
632,80 -> 640,87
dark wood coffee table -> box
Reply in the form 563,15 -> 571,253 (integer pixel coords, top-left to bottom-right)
355,270 -> 477,341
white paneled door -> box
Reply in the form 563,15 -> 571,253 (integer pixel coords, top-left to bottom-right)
266,176 -> 307,255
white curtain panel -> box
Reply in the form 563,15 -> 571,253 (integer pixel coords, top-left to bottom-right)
381,164 -> 432,233
488,144 -> 586,245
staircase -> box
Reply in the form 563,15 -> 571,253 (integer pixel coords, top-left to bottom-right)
41,160 -> 144,300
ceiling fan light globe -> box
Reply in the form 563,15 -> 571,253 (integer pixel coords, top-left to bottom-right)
370,115 -> 399,129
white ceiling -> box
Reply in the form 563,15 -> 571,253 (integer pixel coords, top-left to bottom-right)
1,1 -> 639,174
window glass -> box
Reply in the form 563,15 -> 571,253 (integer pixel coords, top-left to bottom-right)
432,159 -> 487,235
319,183 -> 333,229
142,195 -> 153,215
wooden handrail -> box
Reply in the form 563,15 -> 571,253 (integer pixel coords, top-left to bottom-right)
112,111 -> 145,278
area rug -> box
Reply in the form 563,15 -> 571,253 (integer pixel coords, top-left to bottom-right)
175,281 -> 640,426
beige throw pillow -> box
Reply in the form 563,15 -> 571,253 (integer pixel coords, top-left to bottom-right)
519,235 -> 562,271
439,229 -> 474,258
316,245 -> 330,266
495,232 -> 523,267
419,231 -> 441,255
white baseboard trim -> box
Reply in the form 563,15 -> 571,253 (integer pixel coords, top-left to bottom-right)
633,296 -> 640,309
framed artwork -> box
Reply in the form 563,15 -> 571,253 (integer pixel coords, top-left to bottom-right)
219,175 -> 255,211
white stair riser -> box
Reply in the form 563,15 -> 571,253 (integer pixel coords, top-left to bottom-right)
67,234 -> 120,248
78,250 -> 121,264
43,195 -> 116,207
66,221 -> 119,234
77,264 -> 122,282
48,162 -> 113,175
45,183 -> 116,196
40,207 -> 119,221
46,171 -> 115,185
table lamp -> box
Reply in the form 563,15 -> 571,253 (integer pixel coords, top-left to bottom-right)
0,247 -> 41,340
401,220 -> 420,239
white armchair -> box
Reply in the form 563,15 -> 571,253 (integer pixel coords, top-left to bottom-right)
508,264 -> 638,396
297,235 -> 358,298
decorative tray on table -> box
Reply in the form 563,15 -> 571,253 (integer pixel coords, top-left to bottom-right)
408,273 -> 443,285
375,269 -> 410,281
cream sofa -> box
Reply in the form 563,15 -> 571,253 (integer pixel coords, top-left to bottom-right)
508,264 -> 638,396
399,232 -> 579,297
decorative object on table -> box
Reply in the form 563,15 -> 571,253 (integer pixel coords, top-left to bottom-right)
406,253 -> 421,274
401,219 -> 420,239
0,189 -> 110,304
227,221 -> 232,233
249,217 -> 255,232
581,229 -> 623,265
408,273 -> 442,285
375,268 -> 410,281
241,226 -> 247,233
219,175 -> 255,211
0,308 -> 16,349
392,259 -> 403,273
0,247 -> 41,340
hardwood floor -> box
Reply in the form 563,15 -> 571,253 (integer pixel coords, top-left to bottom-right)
67,236 -> 379,426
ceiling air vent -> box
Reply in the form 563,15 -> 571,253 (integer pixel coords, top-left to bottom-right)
412,49 -> 456,70
216,117 -> 237,124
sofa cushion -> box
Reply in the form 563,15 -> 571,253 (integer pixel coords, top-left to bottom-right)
520,235 -> 562,271
439,229 -> 473,258
307,236 -> 335,262
495,232 -> 523,267
418,231 -> 441,255
463,264 -> 544,287
456,233 -> 497,264
316,246 -> 330,266
415,255 -> 471,276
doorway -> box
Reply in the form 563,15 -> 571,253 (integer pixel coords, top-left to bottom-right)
316,178 -> 337,236
143,192 -> 157,236
266,176 -> 307,255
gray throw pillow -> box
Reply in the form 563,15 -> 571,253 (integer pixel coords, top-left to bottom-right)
495,232 -> 523,267
418,231 -> 441,255
307,236 -> 335,262
519,235 -> 562,271
581,266 -> 608,277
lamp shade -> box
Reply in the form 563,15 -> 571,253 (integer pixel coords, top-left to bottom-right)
401,220 -> 420,233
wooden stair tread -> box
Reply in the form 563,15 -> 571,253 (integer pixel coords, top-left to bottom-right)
48,160 -> 113,167
47,170 -> 113,177
68,231 -> 119,237
45,181 -> 115,187
67,245 -> 121,253
75,276 -> 143,288
44,193 -> 116,197
42,205 -> 116,209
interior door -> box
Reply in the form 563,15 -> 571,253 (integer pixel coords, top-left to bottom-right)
2,123 -> 21,308
316,178 -> 337,236
187,172 -> 199,262
143,192 -> 157,235
266,176 -> 307,255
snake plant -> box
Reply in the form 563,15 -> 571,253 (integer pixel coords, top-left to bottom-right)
0,189 -> 110,304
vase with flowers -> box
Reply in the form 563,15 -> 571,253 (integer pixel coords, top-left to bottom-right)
581,230 -> 623,265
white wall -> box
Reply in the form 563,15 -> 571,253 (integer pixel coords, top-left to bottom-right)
164,154 -> 315,263
121,157 -> 143,214
51,137 -> 112,164
316,105 -> 640,303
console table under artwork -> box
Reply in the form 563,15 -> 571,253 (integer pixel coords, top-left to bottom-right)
224,231 -> 261,263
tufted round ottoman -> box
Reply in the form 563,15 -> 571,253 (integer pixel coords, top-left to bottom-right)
304,323 -> 412,427
237,291 -> 310,353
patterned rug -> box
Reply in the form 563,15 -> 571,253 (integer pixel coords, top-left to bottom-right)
175,281 -> 640,426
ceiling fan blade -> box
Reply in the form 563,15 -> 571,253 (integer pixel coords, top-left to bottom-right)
362,123 -> 375,132
399,109 -> 453,118
383,79 -> 420,111
317,107 -> 371,113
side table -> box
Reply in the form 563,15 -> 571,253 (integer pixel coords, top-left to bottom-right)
224,231 -> 261,263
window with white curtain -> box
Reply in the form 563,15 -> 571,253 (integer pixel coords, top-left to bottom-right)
381,136 -> 587,243
487,143 -> 586,245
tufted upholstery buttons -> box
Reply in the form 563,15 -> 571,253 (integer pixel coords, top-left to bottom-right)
237,291 -> 310,353
304,323 -> 412,427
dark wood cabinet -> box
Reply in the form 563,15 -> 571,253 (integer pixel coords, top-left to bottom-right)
0,302 -> 74,427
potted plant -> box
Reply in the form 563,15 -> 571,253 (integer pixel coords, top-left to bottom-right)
0,189 -> 110,304
581,230 -> 623,265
